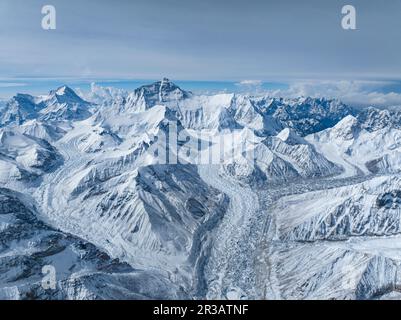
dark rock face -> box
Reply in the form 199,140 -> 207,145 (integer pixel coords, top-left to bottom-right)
376,190 -> 401,209
357,108 -> 401,132
129,78 -> 192,110
261,97 -> 356,136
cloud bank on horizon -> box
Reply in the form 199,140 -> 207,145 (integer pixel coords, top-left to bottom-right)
228,79 -> 401,107
269,80 -> 401,108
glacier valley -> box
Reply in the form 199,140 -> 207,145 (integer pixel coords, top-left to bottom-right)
1,79 -> 401,300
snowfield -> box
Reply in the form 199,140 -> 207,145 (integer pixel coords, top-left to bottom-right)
2,78 -> 401,299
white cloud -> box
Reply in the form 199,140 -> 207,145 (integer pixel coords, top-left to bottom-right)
237,80 -> 263,86
269,80 -> 401,107
0,82 -> 27,88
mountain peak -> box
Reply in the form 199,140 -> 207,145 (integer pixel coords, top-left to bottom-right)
32,85 -> 92,122
276,127 -> 308,145
49,85 -> 82,100
320,115 -> 360,141
55,85 -> 70,94
42,85 -> 90,108
124,79 -> 192,112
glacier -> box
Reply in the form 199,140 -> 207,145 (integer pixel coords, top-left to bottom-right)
1,78 -> 401,300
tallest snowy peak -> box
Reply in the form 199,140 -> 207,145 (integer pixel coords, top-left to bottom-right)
124,78 -> 192,112
152,78 -> 189,97
135,78 -> 191,101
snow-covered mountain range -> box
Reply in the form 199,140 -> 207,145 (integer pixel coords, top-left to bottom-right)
1,78 -> 401,300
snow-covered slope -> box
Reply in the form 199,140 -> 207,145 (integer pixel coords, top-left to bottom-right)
0,129 -> 61,184
262,175 -> 401,300
16,120 -> 66,142
0,94 -> 40,127
120,78 -> 191,113
0,86 -> 93,128
33,104 -> 227,272
0,188 -> 186,300
37,86 -> 92,121
307,109 -> 401,177
175,94 -> 242,131
2,79 -> 401,300
223,127 -> 342,185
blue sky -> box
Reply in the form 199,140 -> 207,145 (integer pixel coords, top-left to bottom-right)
1,0 -> 401,105
1,0 -> 401,80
